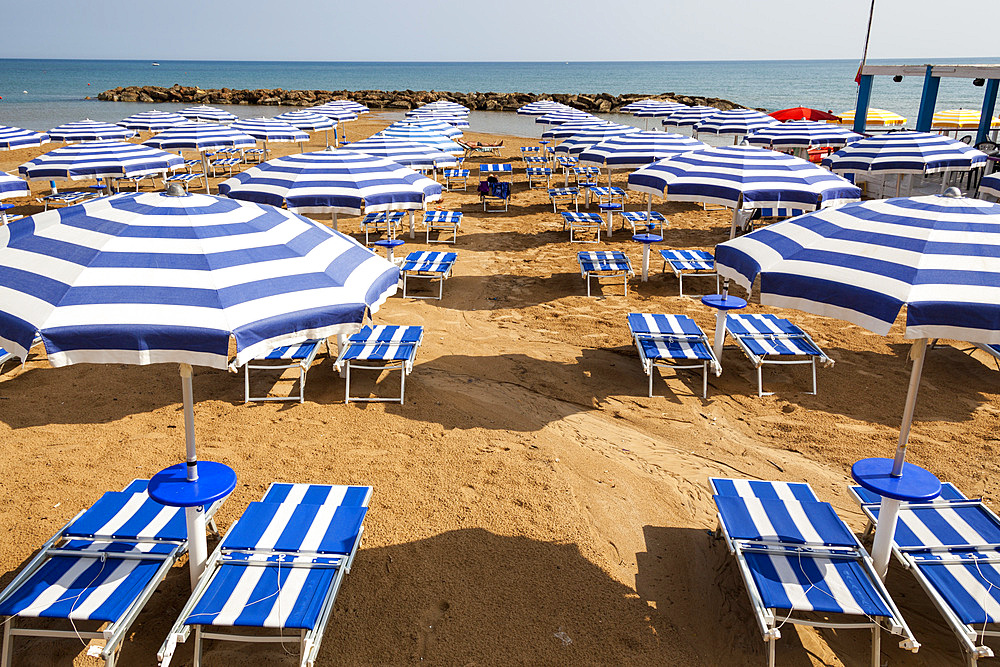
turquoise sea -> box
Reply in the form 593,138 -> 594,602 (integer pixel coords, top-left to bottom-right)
1,58 -> 998,137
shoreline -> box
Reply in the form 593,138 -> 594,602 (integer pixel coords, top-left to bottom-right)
96,84 -> 749,113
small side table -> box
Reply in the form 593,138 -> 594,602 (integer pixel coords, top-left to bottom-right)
373,238 -> 405,264
632,233 -> 663,282
852,457 -> 941,578
598,203 -> 622,238
701,293 -> 747,362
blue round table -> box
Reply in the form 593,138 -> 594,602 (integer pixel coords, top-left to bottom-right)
632,233 -> 663,282
148,460 -> 237,508
598,203 -> 622,238
373,238 -> 405,264
701,293 -> 747,362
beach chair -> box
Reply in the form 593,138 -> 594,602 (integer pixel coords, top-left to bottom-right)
422,211 -> 462,243
548,187 -> 579,213
555,156 -> 578,185
519,146 -> 540,157
0,479 -> 227,667
975,343 -> 1000,370
457,139 -> 503,159
627,313 -> 720,398
164,173 -> 206,193
724,313 -> 833,396
523,155 -> 548,167
589,186 -> 627,208
578,251 -> 633,296
360,211 -> 405,245
242,147 -> 266,163
209,157 -> 241,177
561,211 -> 603,243
333,325 -> 424,404
243,339 -> 325,404
526,167 -> 552,189
400,251 -> 456,299
38,191 -> 100,211
481,180 -> 511,213
157,483 -> 371,667
442,168 -> 470,191
848,481 -> 1000,665
711,477 -> 920,667
659,249 -> 720,297
620,211 -> 667,234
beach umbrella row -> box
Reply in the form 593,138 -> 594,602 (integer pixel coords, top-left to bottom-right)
517,100 -> 571,116
577,132 -> 707,169
179,105 -> 238,123
404,109 -> 470,128
0,125 -> 50,150
387,118 -> 462,139
343,137 -> 457,169
836,108 -> 907,127
535,109 -> 597,126
414,100 -> 469,115
746,120 -> 863,149
553,125 -> 640,156
662,106 -> 717,128
822,131 -> 988,176
541,119 -> 611,140
117,110 -> 188,132
18,141 -> 183,182
694,109 -> 779,139
374,126 -> 462,155
48,120 -> 135,142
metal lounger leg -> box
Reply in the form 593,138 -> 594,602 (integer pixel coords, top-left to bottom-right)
649,365 -> 654,398
193,626 -> 202,667
400,363 -> 406,404
758,365 -> 764,398
703,360 -> 708,399
810,357 -> 817,395
871,624 -> 880,667
678,272 -> 684,297
767,615 -> 776,667
2,619 -> 13,667
344,362 -> 352,404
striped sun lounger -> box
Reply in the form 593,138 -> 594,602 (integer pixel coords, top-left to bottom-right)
423,211 -> 462,243
578,251 -> 633,296
38,190 -> 100,210
724,313 -> 833,396
243,339 -> 325,404
711,477 -> 920,667
849,482 -> 1000,665
334,325 -> 424,404
0,480 -> 227,667
522,155 -> 548,165
548,187 -> 579,213
526,166 -> 552,189
158,483 -> 371,667
400,251 -> 457,299
360,210 -> 405,245
627,313 -> 720,398
659,249 -> 720,297
620,210 -> 667,234
442,168 -> 470,191
562,211 -> 603,243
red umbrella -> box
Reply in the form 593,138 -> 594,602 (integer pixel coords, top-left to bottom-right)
769,107 -> 841,122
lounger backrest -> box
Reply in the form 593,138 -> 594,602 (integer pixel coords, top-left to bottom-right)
343,325 -> 423,363
401,251 -> 456,273
65,490 -> 187,542
660,249 -> 714,270
715,495 -> 858,547
221,502 -> 367,555
912,553 -> 1000,624
870,503 -> 1000,551
710,477 -> 819,502
578,251 -> 630,272
262,341 -> 320,361
727,314 -> 822,357
627,313 -> 703,338
262,483 -> 372,507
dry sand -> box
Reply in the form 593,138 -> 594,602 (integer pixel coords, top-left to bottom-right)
0,114 -> 998,666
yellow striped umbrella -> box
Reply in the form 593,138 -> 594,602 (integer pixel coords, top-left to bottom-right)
931,108 -> 1000,128
835,108 -> 908,126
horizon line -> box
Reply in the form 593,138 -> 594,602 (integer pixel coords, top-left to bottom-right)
2,56 -> 999,65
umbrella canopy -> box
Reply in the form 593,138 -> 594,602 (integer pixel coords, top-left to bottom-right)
541,119 -> 612,140
218,150 -> 442,216
0,173 -> 29,200
746,121 -> 864,149
343,137 -> 457,169
631,101 -> 687,118
981,173 -> 1000,200
230,118 -> 310,143
694,109 -> 780,137
117,110 -> 188,132
769,107 -> 840,122
822,131 -> 988,175
517,100 -> 571,115
273,110 -> 336,131
403,110 -> 471,128
316,100 -> 368,115
374,127 -> 463,155
387,118 -> 462,139
48,120 -> 136,142
620,99 -> 663,113
0,125 -> 50,150
142,122 -> 257,152
931,108 -> 1000,129
178,105 -> 238,123
554,126 -> 641,155
836,108 -> 907,127
577,132 -> 707,169
18,140 -> 183,181
306,105 -> 359,122
627,145 -> 861,211
535,109 -> 598,126
662,105 -> 718,128
416,100 -> 469,115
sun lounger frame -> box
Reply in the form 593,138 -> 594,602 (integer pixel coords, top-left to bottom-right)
659,248 -> 720,297
627,314 -> 720,399
578,251 -> 633,297
244,339 -> 325,404
401,252 -> 456,300
725,314 -> 833,397
334,325 -> 424,404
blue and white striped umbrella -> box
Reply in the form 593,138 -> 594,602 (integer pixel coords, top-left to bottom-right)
416,100 -> 469,115
117,110 -> 188,132
218,150 -> 442,219
142,122 -> 257,151
18,140 -> 183,181
620,99 -> 660,113
48,120 -> 136,142
535,109 -> 598,126
273,111 -> 335,131
694,109 -> 780,137
517,100 -> 571,116
577,132 -> 708,169
627,145 -> 861,211
404,110 -> 470,128
230,118 -> 310,147
342,137 -> 457,169
541,119 -> 615,140
387,118 -> 463,139
746,120 -> 864,149
317,100 -> 369,114
0,125 -> 50,150
306,105 -> 359,122
632,101 -> 687,118
0,173 -> 29,200
374,127 -> 463,155
178,105 -> 238,123
554,126 -> 641,155
981,173 -> 1000,200
662,105 -> 718,128
822,131 -> 988,175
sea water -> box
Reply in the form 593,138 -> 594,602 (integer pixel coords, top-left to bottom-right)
1,58 -> 998,136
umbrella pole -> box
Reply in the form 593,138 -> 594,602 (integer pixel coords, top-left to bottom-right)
869,337 -> 929,579
179,363 -> 208,589
201,152 -> 211,194
331,210 -> 338,232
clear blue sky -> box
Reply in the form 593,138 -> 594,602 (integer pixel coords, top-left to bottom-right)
4,0 -> 996,62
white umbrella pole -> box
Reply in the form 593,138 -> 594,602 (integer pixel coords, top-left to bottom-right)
331,210 -> 338,232
409,210 -> 415,239
647,193 -> 652,218
179,363 -> 208,589
200,152 -> 211,194
870,337 -> 929,579
712,282 -> 730,361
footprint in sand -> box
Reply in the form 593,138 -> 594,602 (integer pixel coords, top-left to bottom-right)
415,600 -> 451,660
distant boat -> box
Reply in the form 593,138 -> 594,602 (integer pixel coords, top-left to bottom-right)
151,62 -> 160,66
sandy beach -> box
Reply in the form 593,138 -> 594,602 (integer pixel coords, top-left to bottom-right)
1,114 -> 999,666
